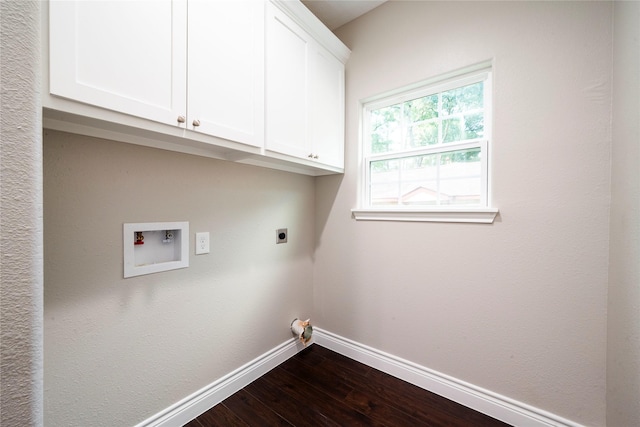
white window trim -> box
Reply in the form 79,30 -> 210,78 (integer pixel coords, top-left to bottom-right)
351,207 -> 499,223
354,61 -> 499,224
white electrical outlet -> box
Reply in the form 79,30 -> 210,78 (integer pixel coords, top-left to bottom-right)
195,232 -> 210,255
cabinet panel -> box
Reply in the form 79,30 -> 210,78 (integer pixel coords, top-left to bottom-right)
187,1 -> 264,147
49,0 -> 187,126
265,4 -> 310,159
309,47 -> 345,168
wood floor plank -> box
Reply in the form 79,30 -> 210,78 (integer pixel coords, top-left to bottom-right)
262,366 -> 386,427
222,389 -> 293,426
244,375 -> 341,427
277,354 -> 354,400
185,344 -> 512,427
289,344 -> 328,368
365,367 -> 510,426
308,344 -> 372,377
194,403 -> 249,427
343,387 -> 435,427
326,360 -> 470,426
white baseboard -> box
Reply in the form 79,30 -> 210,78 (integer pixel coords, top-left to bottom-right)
314,328 -> 583,427
134,337 -> 306,427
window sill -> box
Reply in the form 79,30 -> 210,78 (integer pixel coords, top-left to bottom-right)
351,207 -> 499,223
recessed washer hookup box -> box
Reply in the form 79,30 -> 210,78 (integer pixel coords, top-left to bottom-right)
123,221 -> 189,278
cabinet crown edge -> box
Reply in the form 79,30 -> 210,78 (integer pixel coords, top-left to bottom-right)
270,0 -> 351,64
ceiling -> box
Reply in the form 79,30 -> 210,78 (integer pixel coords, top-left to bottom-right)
301,0 -> 387,30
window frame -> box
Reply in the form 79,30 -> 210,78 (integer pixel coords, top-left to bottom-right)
353,62 -> 498,223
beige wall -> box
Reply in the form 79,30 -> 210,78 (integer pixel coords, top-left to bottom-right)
43,131 -> 315,426
37,2 -> 640,427
316,2 -> 612,425
608,1 -> 640,425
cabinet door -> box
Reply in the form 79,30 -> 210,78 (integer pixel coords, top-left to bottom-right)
187,1 -> 264,147
309,46 -> 345,169
265,3 -> 310,159
49,0 -> 187,126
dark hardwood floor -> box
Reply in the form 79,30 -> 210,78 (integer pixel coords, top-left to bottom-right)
184,344 -> 511,427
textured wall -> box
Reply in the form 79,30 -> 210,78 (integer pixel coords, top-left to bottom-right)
0,1 -> 44,426
607,1 -> 640,425
43,131 -> 315,426
315,2 -> 612,425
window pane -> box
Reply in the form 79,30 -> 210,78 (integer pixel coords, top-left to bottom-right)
405,95 -> 438,122
399,155 -> 439,206
438,148 -> 482,205
370,159 -> 400,206
442,117 -> 462,143
407,120 -> 438,146
464,112 -> 484,139
369,147 -> 482,207
404,95 -> 439,148
441,81 -> 483,116
370,105 -> 401,153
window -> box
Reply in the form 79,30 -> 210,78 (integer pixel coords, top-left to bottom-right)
353,63 -> 498,223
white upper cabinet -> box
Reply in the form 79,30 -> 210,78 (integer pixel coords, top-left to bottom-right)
265,2 -> 347,170
187,1 -> 264,147
45,0 -> 350,175
49,0 -> 187,126
48,0 -> 263,147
